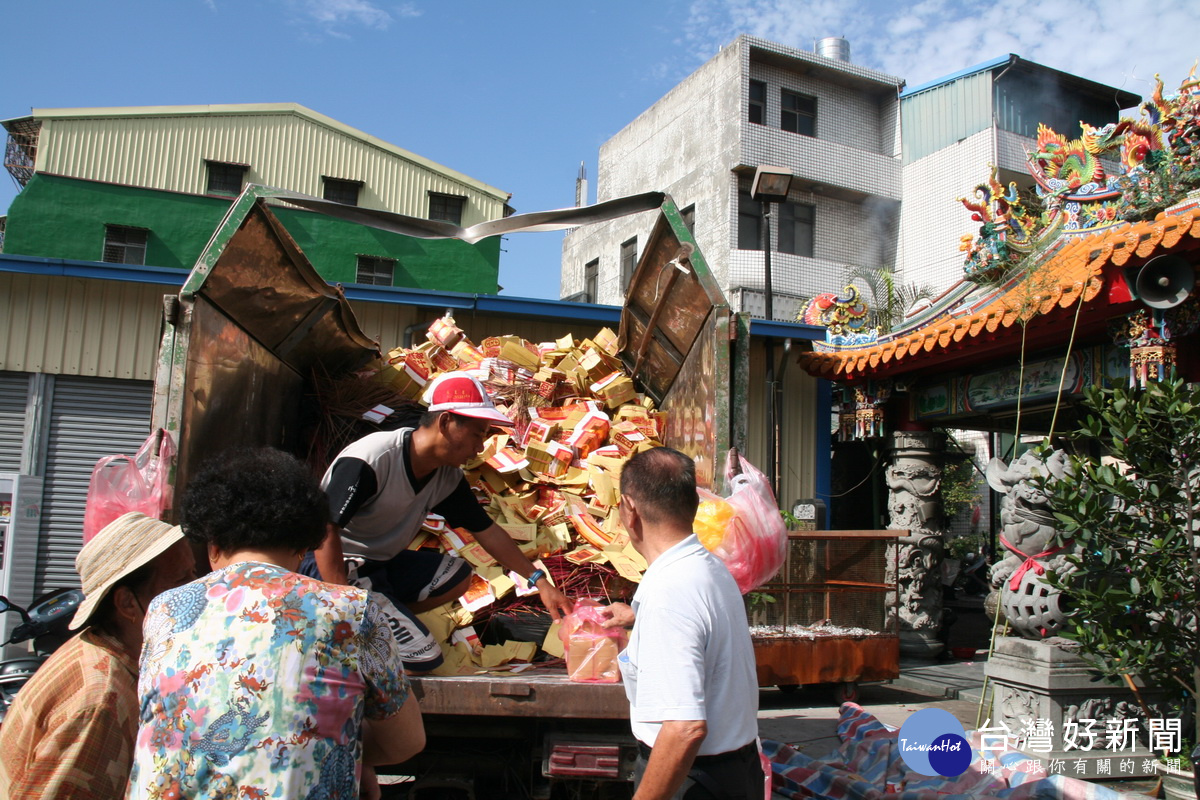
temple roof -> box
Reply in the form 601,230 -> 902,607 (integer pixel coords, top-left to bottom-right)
797,201 -> 1200,382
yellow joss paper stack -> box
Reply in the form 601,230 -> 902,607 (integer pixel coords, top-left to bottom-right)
371,314 -> 663,672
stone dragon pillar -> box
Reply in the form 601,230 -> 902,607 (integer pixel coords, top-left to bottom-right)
885,430 -> 948,660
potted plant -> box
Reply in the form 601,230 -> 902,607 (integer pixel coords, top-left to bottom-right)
1038,379 -> 1199,797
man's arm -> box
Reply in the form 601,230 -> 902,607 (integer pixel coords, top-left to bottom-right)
313,523 -> 349,585
633,720 -> 708,800
316,458 -> 379,585
472,522 -> 573,621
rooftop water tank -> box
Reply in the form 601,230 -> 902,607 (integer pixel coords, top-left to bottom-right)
816,37 -> 851,62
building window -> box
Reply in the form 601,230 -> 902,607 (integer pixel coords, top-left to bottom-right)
781,90 -> 817,137
206,161 -> 248,196
778,202 -> 815,257
681,204 -> 696,235
323,177 -> 361,206
584,259 -> 599,303
429,192 -> 466,225
102,225 -> 148,265
749,80 -> 766,125
620,237 -> 637,291
737,191 -> 762,250
356,255 -> 395,285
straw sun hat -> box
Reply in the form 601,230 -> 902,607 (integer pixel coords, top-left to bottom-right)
72,511 -> 185,629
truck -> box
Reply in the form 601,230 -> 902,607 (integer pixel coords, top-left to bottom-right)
151,185 -> 750,799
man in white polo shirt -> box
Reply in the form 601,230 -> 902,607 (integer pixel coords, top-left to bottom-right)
604,447 -> 761,799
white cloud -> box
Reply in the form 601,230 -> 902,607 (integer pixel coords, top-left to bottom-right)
682,0 -> 1198,104
284,0 -> 401,35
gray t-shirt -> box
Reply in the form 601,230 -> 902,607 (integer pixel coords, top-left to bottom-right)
320,428 -> 466,560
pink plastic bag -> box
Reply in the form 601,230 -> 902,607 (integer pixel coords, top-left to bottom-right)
559,598 -> 628,683
82,429 -> 176,542
697,451 -> 788,594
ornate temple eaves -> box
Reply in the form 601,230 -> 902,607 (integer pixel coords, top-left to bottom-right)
797,204 -> 1200,383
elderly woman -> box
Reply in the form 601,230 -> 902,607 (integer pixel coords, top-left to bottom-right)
126,448 -> 423,800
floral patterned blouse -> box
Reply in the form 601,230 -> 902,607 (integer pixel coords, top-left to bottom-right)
126,561 -> 409,800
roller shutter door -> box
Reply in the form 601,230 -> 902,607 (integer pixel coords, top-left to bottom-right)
36,376 -> 152,594
0,372 -> 30,581
0,372 -> 29,472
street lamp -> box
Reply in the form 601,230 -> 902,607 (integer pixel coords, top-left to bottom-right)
750,165 -> 794,503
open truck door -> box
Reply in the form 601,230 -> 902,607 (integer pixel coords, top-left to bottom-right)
150,185 -> 747,797
617,202 -> 746,493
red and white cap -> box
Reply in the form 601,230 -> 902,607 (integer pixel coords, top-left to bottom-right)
423,371 -> 514,426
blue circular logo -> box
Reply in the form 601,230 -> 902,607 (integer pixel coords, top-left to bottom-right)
897,708 -> 971,777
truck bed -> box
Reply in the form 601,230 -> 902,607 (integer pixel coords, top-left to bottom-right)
410,667 -> 629,719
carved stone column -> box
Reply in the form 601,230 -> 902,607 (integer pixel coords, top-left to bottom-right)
885,430 -> 947,660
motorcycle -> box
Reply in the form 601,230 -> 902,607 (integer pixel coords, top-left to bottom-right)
0,588 -> 86,724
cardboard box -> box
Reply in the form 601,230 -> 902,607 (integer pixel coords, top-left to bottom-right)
590,373 -> 637,409
610,421 -> 647,456
593,327 -> 619,355
427,315 -> 466,349
566,410 -> 610,458
500,340 -> 541,370
486,447 -> 529,474
578,349 -> 621,384
566,634 -> 621,683
525,440 -> 573,479
481,336 -> 503,358
615,406 -> 660,439
522,418 -> 560,449
451,340 -> 484,368
374,351 -> 432,400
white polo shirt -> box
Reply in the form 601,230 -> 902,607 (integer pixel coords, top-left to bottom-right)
618,534 -> 758,755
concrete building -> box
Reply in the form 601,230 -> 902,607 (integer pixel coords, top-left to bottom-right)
561,35 -> 904,320
1,104 -> 511,293
896,55 -> 1139,291
562,41 -> 1140,316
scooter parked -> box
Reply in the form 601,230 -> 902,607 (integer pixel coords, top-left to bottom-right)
0,588 -> 85,724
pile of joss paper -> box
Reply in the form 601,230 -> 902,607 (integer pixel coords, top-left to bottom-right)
365,314 -> 674,676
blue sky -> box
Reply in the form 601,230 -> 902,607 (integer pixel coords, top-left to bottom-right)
3,0 -> 1196,299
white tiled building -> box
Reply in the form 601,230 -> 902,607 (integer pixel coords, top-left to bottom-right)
562,39 -> 1138,314
896,56 -> 1139,291
561,36 -> 903,319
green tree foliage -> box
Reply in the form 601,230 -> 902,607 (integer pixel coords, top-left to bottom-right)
845,265 -> 935,333
1039,379 -> 1200,751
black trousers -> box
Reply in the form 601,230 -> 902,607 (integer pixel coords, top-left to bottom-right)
633,740 -> 764,799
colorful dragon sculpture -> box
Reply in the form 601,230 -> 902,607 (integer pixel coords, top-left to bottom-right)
959,167 -> 1040,282
960,64 -> 1200,282
801,285 -> 873,338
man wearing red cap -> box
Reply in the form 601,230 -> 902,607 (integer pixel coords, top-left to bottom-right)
304,371 -> 572,672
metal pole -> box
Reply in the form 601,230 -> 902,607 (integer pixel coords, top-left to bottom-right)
775,338 -> 791,506
762,200 -> 778,501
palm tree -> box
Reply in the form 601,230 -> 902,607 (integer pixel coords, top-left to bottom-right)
844,265 -> 936,333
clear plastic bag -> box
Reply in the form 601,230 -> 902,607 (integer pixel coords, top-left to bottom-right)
82,429 -> 175,542
559,598 -> 627,683
696,450 -> 787,594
